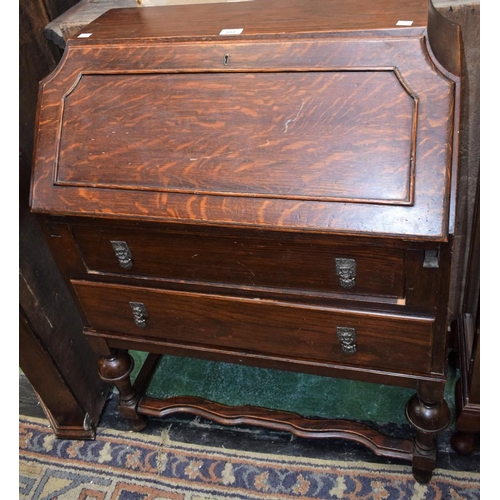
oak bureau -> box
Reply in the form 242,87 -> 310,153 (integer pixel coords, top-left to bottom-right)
30,0 -> 462,482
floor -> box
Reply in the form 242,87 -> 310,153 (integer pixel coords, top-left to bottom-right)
20,369 -> 480,475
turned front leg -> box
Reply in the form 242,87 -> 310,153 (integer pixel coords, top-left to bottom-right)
98,349 -> 147,431
405,382 -> 450,483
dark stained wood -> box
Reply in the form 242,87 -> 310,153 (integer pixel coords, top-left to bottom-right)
84,326 -> 445,390
30,0 -> 463,482
133,353 -> 163,397
31,1 -> 459,241
451,183 -> 479,454
71,0 -> 430,40
44,0 -> 259,49
19,308 -> 94,439
406,384 -> 451,483
98,349 -> 148,431
20,0 -> 59,194
138,395 -> 414,461
427,1 -> 463,77
437,3 -> 479,320
72,279 -> 434,374
451,314 -> 480,453
58,71 -> 416,205
20,0 -> 109,439
70,222 -> 406,300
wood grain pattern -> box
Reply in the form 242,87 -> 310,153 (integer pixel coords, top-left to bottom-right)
71,0 -> 430,40
72,280 -> 434,374
84,327 -> 445,389
20,0 -> 109,439
71,222 -> 406,299
19,308 -> 94,439
57,71 -> 415,204
29,0 -> 462,482
30,10 -> 459,239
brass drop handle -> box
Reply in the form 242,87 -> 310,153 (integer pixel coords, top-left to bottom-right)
336,326 -> 356,354
129,301 -> 148,328
335,258 -> 356,289
111,240 -> 133,269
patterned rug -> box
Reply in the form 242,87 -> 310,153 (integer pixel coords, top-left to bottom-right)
20,415 -> 480,499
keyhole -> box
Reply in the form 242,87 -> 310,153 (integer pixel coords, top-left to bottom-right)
223,54 -> 230,65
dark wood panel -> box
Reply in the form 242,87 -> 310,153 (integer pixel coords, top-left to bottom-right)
20,0 -> 108,436
85,328 -> 443,389
75,0 -> 430,40
19,308 -> 94,438
404,248 -> 441,309
437,3 -> 479,319
58,71 -> 415,204
451,179 -> 479,454
31,34 -> 457,239
450,313 -> 480,454
71,223 -> 405,299
73,280 -> 434,374
20,0 -> 59,189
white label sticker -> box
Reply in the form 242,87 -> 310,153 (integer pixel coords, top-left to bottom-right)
219,28 -> 244,35
396,20 -> 414,26
78,32 -> 93,38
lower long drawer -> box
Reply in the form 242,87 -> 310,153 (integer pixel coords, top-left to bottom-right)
72,280 -> 434,374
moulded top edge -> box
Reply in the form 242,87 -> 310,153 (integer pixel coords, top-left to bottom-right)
68,28 -> 428,47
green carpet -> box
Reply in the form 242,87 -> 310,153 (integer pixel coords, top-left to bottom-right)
130,351 -> 457,426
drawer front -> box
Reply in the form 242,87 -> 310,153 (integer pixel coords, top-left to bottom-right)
72,224 -> 405,300
73,280 -> 433,374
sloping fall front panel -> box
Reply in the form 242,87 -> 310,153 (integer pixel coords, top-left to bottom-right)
56,71 -> 415,204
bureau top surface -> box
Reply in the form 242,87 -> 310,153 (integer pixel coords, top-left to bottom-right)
72,0 -> 429,43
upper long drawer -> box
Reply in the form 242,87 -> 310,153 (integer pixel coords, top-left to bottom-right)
71,223 -> 405,301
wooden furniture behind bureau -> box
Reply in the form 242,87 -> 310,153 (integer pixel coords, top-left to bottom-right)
451,184 -> 480,454
20,0 -> 109,439
30,0 -> 463,483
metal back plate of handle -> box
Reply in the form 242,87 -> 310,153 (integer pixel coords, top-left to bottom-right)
130,301 -> 148,328
335,258 -> 356,289
337,326 -> 356,354
111,240 -> 133,269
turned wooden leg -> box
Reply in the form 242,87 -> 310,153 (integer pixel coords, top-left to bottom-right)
451,430 -> 477,455
406,383 -> 450,483
98,349 -> 147,431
